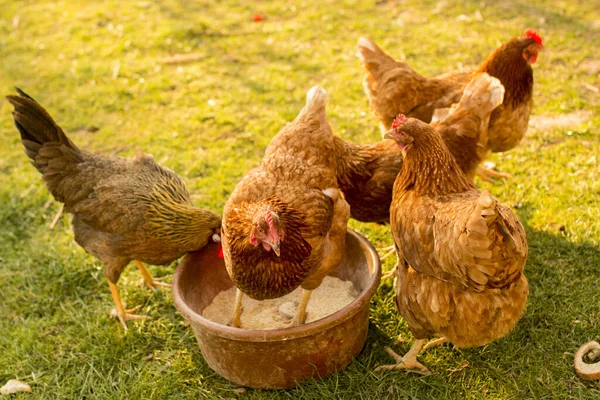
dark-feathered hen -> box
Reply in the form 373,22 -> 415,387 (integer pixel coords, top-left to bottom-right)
7,89 -> 221,330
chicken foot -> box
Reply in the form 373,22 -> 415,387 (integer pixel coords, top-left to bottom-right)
229,288 -> 244,328
381,266 -> 397,281
378,245 -> 396,261
476,162 -> 511,182
422,337 -> 449,351
134,260 -> 171,290
375,339 -> 430,374
108,281 -> 148,330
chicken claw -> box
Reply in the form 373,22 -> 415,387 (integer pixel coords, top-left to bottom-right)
422,337 -> 449,351
134,261 -> 171,291
110,305 -> 149,331
375,339 -> 430,374
380,267 -> 397,281
378,245 -> 396,262
108,281 -> 149,331
476,162 -> 511,182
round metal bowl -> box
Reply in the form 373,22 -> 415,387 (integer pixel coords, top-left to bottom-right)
172,228 -> 381,389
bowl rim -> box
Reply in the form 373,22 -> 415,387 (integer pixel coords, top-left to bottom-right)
172,228 -> 381,342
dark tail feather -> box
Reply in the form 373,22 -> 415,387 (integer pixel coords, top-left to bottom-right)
6,88 -> 78,157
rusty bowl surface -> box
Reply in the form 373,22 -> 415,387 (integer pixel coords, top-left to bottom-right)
172,228 -> 381,389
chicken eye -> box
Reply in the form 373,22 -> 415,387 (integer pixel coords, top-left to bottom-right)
258,227 -> 264,233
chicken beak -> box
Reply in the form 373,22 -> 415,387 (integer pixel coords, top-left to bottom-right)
269,241 -> 281,257
384,129 -> 413,148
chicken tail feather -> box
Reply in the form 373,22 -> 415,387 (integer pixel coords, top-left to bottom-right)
305,86 -> 327,110
6,88 -> 85,194
455,73 -> 505,119
356,37 -> 395,76
357,37 -> 387,61
6,88 -> 79,160
298,86 -> 327,121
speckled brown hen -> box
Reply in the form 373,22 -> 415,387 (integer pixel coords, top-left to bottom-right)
222,86 -> 350,327
6,89 -> 222,330
376,115 -> 528,372
357,30 -> 543,180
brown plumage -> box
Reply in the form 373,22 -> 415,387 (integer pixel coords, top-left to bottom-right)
357,30 -> 543,178
376,116 -> 528,372
222,86 -> 350,327
335,73 -> 504,224
333,136 -> 402,224
6,89 -> 222,330
431,73 -> 505,181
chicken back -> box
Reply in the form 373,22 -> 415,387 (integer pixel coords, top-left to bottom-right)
222,86 -> 350,301
358,30 -> 543,154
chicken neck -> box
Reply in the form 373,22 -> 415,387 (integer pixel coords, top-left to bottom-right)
396,132 -> 474,197
478,41 -> 534,109
145,200 -> 220,252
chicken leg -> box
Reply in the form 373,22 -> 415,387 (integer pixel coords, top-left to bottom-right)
375,339 -> 429,374
290,288 -> 314,326
134,260 -> 171,290
289,188 -> 350,327
229,288 -> 244,328
108,281 -> 148,331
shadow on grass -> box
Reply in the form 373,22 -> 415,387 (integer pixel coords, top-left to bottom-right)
350,204 -> 600,397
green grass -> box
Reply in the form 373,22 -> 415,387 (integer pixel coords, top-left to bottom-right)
1,0 -> 599,398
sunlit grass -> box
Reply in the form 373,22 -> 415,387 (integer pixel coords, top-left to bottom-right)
0,0 -> 598,398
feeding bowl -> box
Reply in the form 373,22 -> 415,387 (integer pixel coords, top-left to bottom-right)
172,228 -> 381,389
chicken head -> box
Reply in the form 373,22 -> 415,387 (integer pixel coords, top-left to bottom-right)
250,209 -> 284,257
521,29 -> 544,64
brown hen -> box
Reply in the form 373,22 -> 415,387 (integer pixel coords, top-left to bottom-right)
333,136 -> 402,224
358,30 -> 543,180
377,115 -> 528,372
222,86 -> 350,327
7,89 -> 222,330
336,72 -> 504,224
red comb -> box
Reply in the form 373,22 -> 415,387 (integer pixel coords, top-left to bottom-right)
218,244 -> 224,259
524,29 -> 542,45
391,114 -> 407,129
